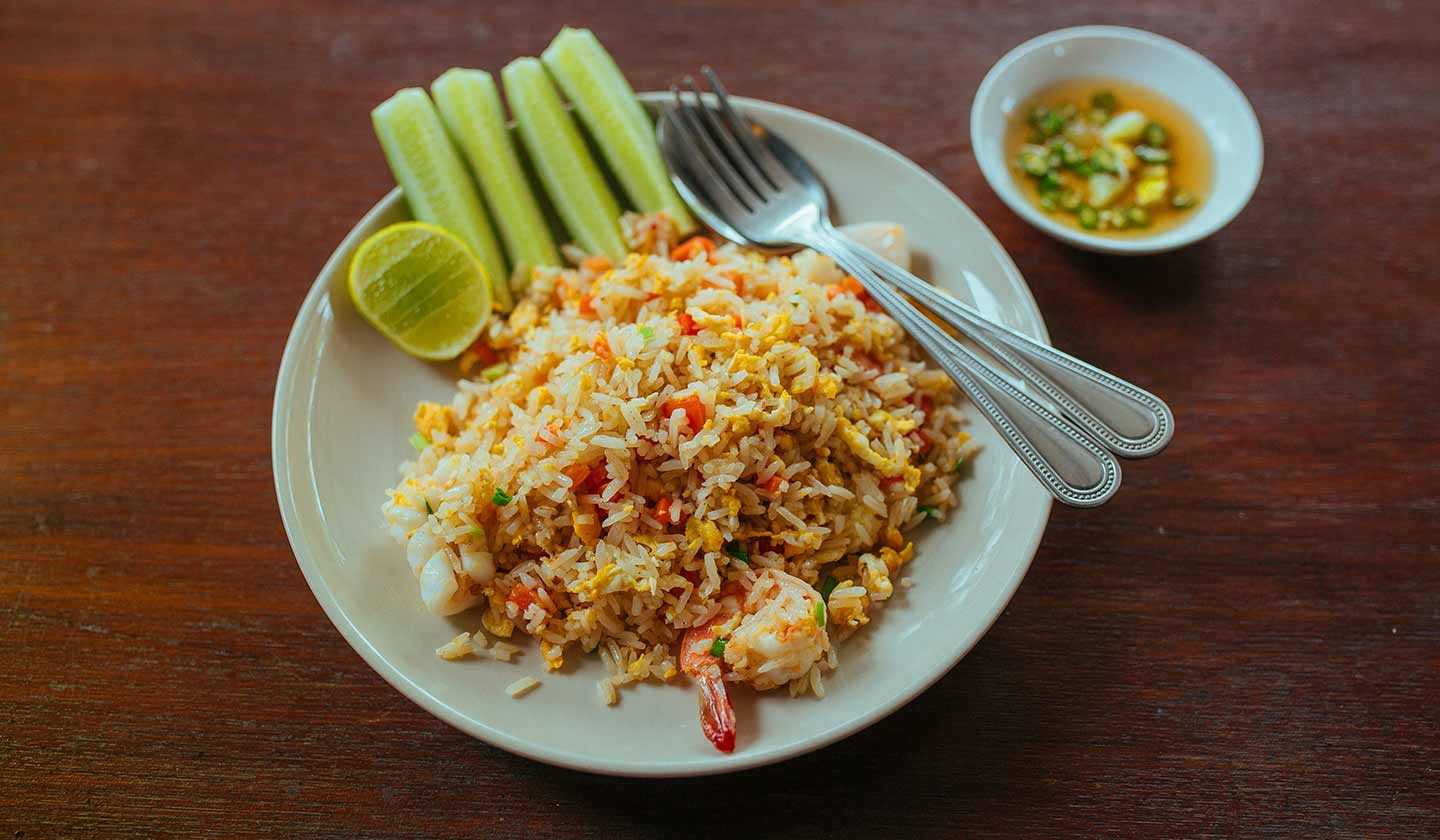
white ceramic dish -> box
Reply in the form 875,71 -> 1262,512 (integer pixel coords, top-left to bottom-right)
971,25 -> 1263,255
273,93 -> 1053,776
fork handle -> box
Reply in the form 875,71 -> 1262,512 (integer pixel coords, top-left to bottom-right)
848,245 -> 1174,458
807,226 -> 1121,508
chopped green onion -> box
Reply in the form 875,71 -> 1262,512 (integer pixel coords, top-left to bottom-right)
819,574 -> 838,601
1077,205 -> 1099,230
1039,194 -> 1058,212
423,497 -> 434,516
1060,143 -> 1084,168
1089,147 -> 1118,174
1144,121 -> 1168,148
1135,145 -> 1171,164
1091,90 -> 1118,111
1126,206 -> 1152,228
1087,107 -> 1112,125
481,362 -> 509,381
409,432 -> 430,451
637,325 -> 654,341
1018,148 -> 1049,176
709,637 -> 727,657
1171,190 -> 1197,209
814,600 -> 826,627
1037,172 -> 1063,194
469,525 -> 485,538
491,487 -> 513,506
918,504 -> 939,519
1038,111 -> 1064,137
1059,190 -> 1083,212
952,454 -> 967,473
1071,160 -> 1095,178
724,541 -> 750,564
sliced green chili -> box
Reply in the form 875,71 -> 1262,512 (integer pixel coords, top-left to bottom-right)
1078,205 -> 1099,230
814,600 -> 826,627
491,487 -> 513,506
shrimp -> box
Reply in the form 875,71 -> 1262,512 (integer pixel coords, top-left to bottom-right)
679,570 -> 832,752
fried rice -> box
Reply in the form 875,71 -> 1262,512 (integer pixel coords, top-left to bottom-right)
382,217 -> 975,702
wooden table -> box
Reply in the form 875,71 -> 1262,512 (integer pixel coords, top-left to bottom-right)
4,1 -> 1436,836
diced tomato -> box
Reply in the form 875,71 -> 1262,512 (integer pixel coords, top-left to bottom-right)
880,475 -> 906,489
466,339 -> 498,366
914,428 -> 933,455
853,350 -> 882,373
917,394 -> 934,419
654,497 -> 686,526
582,254 -> 611,274
671,235 -> 716,262
864,296 -> 883,312
662,394 -> 708,435
536,421 -> 562,443
763,474 -> 784,494
577,295 -> 597,319
592,332 -> 612,359
677,312 -> 699,336
507,583 -> 537,614
563,462 -> 592,488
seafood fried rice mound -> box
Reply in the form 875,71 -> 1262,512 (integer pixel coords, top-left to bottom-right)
383,220 -> 975,707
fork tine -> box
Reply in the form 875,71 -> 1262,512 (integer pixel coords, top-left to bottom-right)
702,66 -> 796,189
670,81 -> 764,211
683,76 -> 772,199
661,93 -> 755,219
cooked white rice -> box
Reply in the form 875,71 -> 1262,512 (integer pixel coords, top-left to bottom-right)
383,218 -> 976,700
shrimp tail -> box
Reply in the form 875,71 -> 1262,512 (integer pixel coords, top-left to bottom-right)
697,671 -> 736,753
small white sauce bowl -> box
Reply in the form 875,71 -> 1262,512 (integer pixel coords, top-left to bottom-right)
971,26 -> 1263,255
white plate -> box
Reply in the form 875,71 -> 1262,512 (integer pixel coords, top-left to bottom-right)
272,94 -> 1053,776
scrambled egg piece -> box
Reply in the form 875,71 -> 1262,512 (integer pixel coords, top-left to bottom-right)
541,640 -> 564,672
413,402 -> 452,440
481,590 -> 514,638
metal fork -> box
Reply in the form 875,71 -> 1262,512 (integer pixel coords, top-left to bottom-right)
657,70 -> 1172,507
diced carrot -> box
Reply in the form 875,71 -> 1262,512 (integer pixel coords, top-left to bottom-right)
578,295 -> 597,319
582,254 -> 611,274
839,275 -> 866,296
880,475 -> 905,488
593,332 -> 612,359
671,235 -> 716,262
763,474 -> 784,494
730,312 -> 743,329
826,285 -> 841,300
721,270 -> 745,295
662,394 -> 708,435
507,583 -> 537,615
677,312 -> 699,336
864,296 -> 884,313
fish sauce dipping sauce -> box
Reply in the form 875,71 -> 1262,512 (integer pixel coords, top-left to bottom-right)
1003,78 -> 1214,236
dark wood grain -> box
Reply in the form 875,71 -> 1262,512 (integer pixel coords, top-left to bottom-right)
2,1 -> 1437,837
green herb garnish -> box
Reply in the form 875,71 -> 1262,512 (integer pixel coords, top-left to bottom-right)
409,432 -> 429,451
492,487 -> 513,506
918,505 -> 939,519
724,541 -> 749,564
423,497 -> 434,516
709,637 -> 727,657
819,574 -> 838,601
814,600 -> 826,627
952,454 -> 967,473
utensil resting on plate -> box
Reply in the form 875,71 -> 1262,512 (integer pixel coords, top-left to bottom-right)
657,68 -> 1173,507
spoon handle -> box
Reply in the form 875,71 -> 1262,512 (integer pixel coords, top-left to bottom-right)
849,245 -> 1174,458
808,226 -> 1121,508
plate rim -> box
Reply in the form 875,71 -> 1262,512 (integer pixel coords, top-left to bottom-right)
272,93 -> 1053,777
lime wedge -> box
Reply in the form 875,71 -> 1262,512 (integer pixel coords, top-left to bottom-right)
371,88 -> 513,311
348,222 -> 493,360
